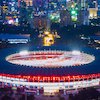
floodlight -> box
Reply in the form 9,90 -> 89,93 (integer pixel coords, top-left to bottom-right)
19,50 -> 29,55
72,50 -> 81,55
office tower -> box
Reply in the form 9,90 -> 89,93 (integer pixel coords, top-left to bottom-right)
0,1 -> 2,22
25,0 -> 33,6
97,0 -> 100,16
18,0 -> 33,7
77,0 -> 89,25
0,0 -> 8,23
8,0 -> 18,13
60,9 -> 71,26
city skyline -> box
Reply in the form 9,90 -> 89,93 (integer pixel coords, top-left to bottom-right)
0,0 -> 100,28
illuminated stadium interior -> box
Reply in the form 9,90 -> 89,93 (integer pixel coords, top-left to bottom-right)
6,50 -> 95,68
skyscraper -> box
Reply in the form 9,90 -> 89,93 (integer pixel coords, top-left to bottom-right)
25,0 -> 33,6
18,0 -> 33,7
97,0 -> 100,16
0,1 -> 2,22
8,0 -> 18,13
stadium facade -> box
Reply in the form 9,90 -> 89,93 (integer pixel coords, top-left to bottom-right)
0,46 -> 100,94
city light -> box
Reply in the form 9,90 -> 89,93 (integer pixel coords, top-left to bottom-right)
49,12 -> 60,23
70,9 -> 78,21
71,16 -> 77,21
8,19 -> 14,24
71,10 -> 77,15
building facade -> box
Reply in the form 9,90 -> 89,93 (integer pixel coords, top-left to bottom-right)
97,0 -> 100,17
87,0 -> 98,19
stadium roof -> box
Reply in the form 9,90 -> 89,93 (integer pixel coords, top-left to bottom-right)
0,46 -> 100,76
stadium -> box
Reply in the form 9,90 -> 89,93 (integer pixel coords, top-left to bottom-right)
0,46 -> 100,94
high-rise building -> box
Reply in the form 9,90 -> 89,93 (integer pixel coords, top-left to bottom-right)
8,0 -> 18,13
88,0 -> 97,8
73,0 -> 89,25
25,0 -> 33,6
0,2 -> 2,22
58,0 -> 67,7
78,9 -> 89,25
97,0 -> 100,17
0,0 -> 8,23
60,9 -> 71,26
18,0 -> 33,7
2,0 -> 8,14
88,8 -> 98,19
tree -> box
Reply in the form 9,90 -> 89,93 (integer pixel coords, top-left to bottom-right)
73,88 -> 100,100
